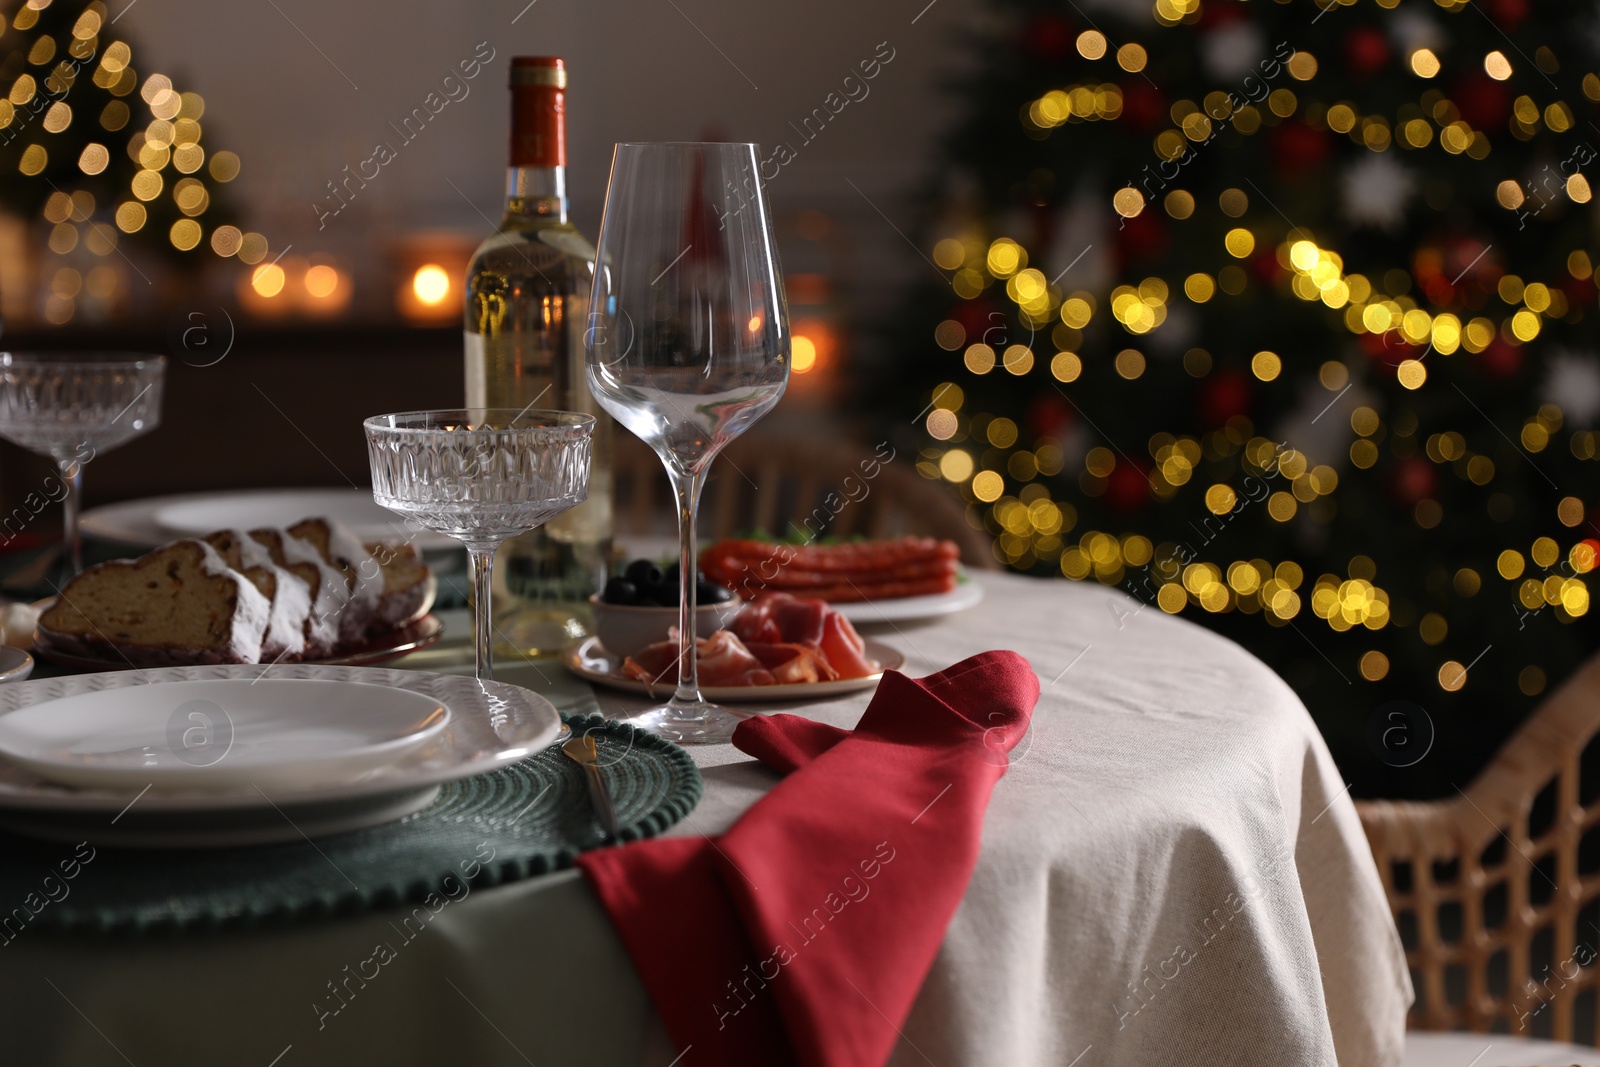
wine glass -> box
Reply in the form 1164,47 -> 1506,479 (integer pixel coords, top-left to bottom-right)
0,351 -> 165,578
585,142 -> 790,744
365,409 -> 594,681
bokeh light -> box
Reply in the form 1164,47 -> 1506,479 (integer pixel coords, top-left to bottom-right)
412,264 -> 451,306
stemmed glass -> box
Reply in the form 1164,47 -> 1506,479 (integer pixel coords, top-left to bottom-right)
0,352 -> 165,578
586,142 -> 790,744
365,409 -> 594,681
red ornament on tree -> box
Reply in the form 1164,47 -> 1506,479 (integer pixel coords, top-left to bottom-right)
954,298 -> 1003,344
1390,457 -> 1437,508
1488,0 -> 1528,32
1445,236 -> 1497,295
1453,74 -> 1510,132
1198,1 -> 1246,28
1029,201 -> 1059,262
1198,368 -> 1252,428
1106,459 -> 1151,516
1421,277 -> 1455,307
1249,247 -> 1281,286
1562,275 -> 1595,310
1115,211 -> 1169,267
1343,27 -> 1390,78
1020,14 -> 1075,63
1271,121 -> 1331,178
1479,339 -> 1523,379
1121,82 -> 1166,133
1026,394 -> 1073,441
1359,330 -> 1421,373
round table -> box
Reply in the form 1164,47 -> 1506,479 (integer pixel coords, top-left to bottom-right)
0,571 -> 1411,1066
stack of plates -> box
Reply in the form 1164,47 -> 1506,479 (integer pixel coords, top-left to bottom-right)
80,488 -> 461,553
0,665 -> 561,848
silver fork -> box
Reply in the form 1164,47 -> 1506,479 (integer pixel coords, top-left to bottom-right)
562,731 -> 619,837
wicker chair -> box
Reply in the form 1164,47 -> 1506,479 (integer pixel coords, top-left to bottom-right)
611,430 -> 996,568
1357,650 -> 1600,1066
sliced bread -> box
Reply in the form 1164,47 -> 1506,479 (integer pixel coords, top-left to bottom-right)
203,528 -> 313,662
286,518 -> 382,643
38,539 -> 272,665
247,527 -> 344,657
364,540 -> 437,632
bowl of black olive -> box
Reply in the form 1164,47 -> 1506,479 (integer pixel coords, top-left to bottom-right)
590,559 -> 743,657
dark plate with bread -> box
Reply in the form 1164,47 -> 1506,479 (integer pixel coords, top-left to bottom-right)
34,612 -> 444,672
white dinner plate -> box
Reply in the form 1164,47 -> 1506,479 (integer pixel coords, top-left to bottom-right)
834,580 -> 985,624
0,678 -> 450,791
563,635 -> 903,702
81,488 -> 459,552
0,665 -> 562,847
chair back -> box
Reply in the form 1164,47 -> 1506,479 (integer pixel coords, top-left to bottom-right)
1356,652 -> 1600,1043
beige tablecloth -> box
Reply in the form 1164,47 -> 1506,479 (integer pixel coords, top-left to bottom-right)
0,572 -> 1411,1066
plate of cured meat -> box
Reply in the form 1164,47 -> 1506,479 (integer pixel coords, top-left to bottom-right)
562,593 -> 904,701
697,536 -> 983,623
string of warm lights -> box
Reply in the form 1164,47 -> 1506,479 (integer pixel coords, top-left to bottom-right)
0,0 -> 274,321
910,0 -> 1598,703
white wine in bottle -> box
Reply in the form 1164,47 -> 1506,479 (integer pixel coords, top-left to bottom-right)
464,56 -> 612,656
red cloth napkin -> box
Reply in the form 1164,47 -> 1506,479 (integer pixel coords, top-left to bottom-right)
576,650 -> 1039,1067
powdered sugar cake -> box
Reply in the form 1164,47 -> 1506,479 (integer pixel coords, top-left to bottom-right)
36,517 -> 437,668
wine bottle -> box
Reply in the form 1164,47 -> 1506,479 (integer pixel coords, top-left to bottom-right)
464,56 -> 613,656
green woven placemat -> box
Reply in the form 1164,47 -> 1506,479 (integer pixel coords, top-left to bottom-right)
0,714 -> 700,933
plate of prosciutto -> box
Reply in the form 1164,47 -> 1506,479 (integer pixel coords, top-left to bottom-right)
562,593 -> 904,701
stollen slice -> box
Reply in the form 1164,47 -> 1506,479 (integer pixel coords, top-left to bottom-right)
203,528 -> 313,662
286,518 -> 382,644
248,527 -> 344,657
37,539 -> 273,666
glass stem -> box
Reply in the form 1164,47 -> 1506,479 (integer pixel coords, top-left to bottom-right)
57,458 -> 83,580
666,463 -> 707,706
466,543 -> 498,682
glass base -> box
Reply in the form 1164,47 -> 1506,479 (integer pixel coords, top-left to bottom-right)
491,604 -> 592,660
621,699 -> 751,745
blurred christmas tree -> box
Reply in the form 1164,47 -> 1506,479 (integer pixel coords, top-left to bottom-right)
884,0 -> 1600,796
0,0 -> 251,323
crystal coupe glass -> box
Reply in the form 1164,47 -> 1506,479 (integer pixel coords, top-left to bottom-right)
0,351 -> 165,578
586,143 -> 790,743
365,409 -> 593,681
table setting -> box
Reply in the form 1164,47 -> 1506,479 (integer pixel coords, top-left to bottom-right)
0,62 -> 1415,1067
0,565 -> 1412,1066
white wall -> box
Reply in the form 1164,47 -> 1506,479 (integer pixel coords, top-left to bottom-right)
126,0 -> 985,308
